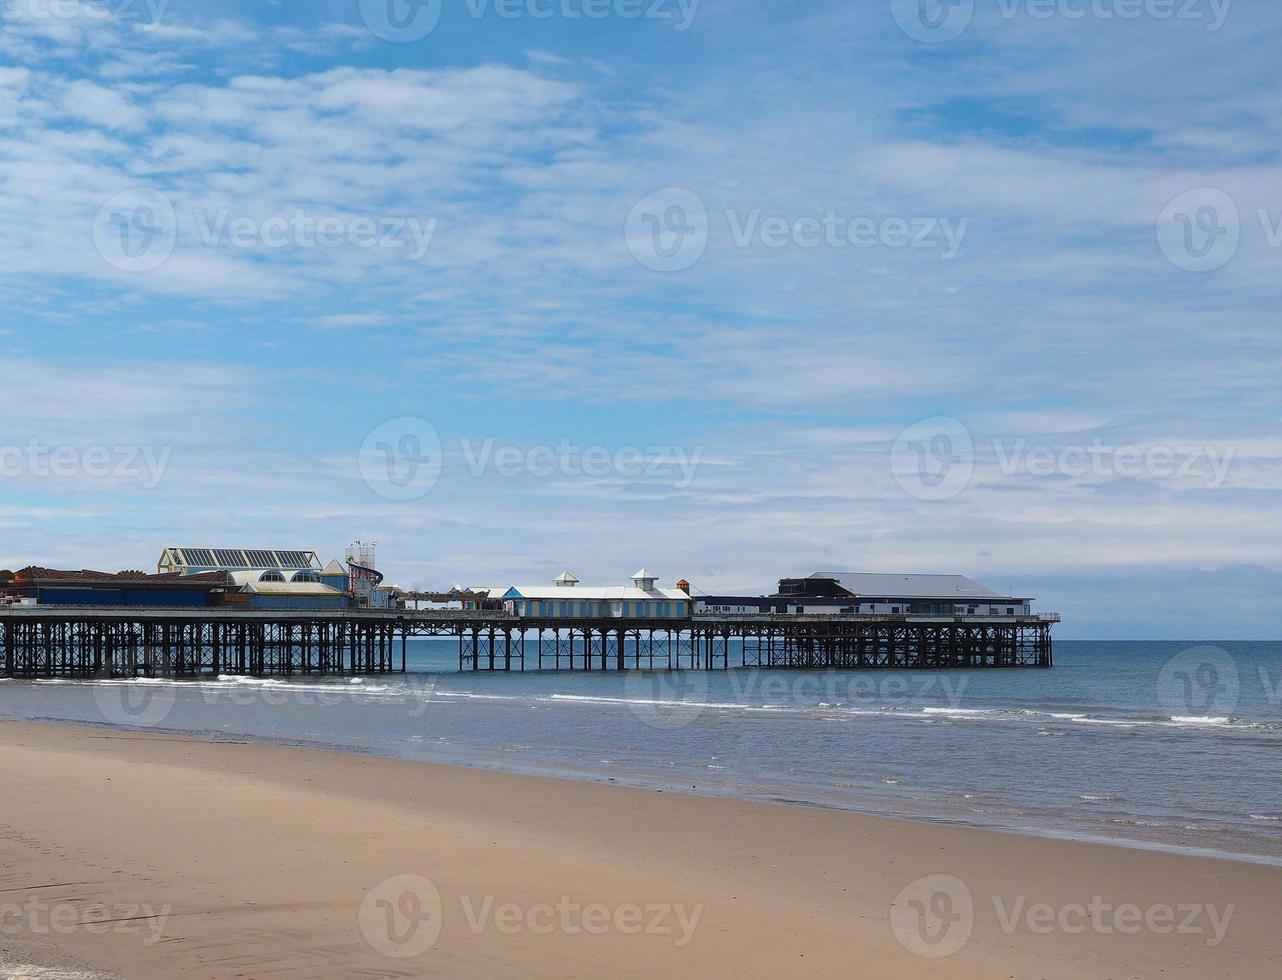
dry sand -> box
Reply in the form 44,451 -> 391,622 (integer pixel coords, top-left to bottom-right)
0,720 -> 1279,978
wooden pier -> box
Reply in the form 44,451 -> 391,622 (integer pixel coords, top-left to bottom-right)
0,606 -> 1055,678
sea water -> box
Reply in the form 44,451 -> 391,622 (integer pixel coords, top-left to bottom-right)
3,640 -> 1280,863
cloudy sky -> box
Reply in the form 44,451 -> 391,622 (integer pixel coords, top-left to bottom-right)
1,0 -> 1279,638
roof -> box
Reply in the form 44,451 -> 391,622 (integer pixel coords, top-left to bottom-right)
631,568 -> 656,579
813,572 -> 1026,600
554,571 -> 579,585
503,585 -> 691,601
160,548 -> 320,571
9,567 -> 230,589
320,559 -> 347,575
238,581 -> 346,597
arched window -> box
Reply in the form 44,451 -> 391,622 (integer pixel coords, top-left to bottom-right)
258,570 -> 285,582
291,570 -> 319,583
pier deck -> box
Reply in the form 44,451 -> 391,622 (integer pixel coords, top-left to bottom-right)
0,607 -> 1056,678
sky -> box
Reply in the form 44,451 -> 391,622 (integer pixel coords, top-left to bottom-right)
0,0 -> 1279,639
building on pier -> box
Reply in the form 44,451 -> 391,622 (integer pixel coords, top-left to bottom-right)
157,548 -> 322,575
225,570 -> 347,610
774,572 -> 1034,616
156,547 -> 360,610
486,569 -> 692,619
0,567 -> 231,607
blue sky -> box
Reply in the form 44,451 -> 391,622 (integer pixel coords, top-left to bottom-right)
1,0 -> 1279,638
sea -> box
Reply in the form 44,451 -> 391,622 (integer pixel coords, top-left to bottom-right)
3,640 -> 1281,864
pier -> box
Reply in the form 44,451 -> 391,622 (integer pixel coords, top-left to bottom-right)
0,606 -> 1056,678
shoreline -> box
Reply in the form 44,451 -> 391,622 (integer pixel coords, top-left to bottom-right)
2,719 -> 1280,978
10,710 -> 1282,869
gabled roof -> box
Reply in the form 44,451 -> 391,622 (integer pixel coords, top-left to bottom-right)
813,572 -> 1027,601
320,559 -> 347,575
502,585 -> 690,601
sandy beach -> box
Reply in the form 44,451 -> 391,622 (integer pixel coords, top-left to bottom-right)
0,720 -> 1278,979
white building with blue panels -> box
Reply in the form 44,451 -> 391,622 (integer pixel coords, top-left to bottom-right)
488,570 -> 691,619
